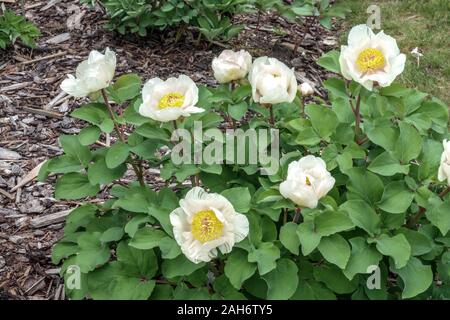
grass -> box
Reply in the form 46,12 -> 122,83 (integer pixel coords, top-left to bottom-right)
339,0 -> 450,104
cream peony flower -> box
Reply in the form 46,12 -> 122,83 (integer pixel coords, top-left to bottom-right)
212,49 -> 252,83
299,82 -> 314,96
280,155 -> 335,209
339,24 -> 406,91
438,139 -> 450,185
60,48 -> 116,97
248,56 -> 297,104
169,187 -> 249,263
138,75 -> 204,122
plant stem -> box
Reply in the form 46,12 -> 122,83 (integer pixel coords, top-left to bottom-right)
293,207 -> 302,223
101,89 -> 145,187
268,104 -> 275,126
439,186 -> 450,198
408,185 -> 450,227
283,208 -> 288,224
300,97 -> 305,117
354,94 -> 361,139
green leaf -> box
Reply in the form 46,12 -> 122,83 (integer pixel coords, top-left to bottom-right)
368,151 -> 409,176
130,139 -> 158,159
315,210 -> 354,236
87,262 -> 155,300
79,125 -> 101,146
105,142 -> 129,169
161,255 -> 205,279
426,200 -> 450,236
344,237 -> 382,280
59,135 -> 92,166
88,157 -> 127,185
71,103 -> 113,133
113,74 -> 142,102
228,101 -> 248,120
224,249 -> 256,290
150,285 -> 173,300
323,78 -> 347,100
415,98 -> 449,133
316,50 -> 341,73
64,204 -> 98,234
116,241 -> 158,279
55,173 -> 99,200
148,188 -> 178,236
100,227 -> 124,243
392,257 -> 433,299
248,242 -> 280,275
47,155 -> 83,174
340,199 -> 380,236
379,83 -> 411,97
280,222 -> 300,255
113,186 -> 156,213
366,124 -> 398,151
297,220 -> 322,255
221,187 -> 252,213
291,278 -> 336,300
257,189 -> 283,204
397,228 -> 433,256
76,232 -> 110,272
52,242 -> 79,264
135,123 -> 171,141
393,122 -> 422,163
418,139 -> 442,181
124,214 -> 152,237
159,237 -> 181,259
129,227 -> 166,250
318,234 -> 351,269
262,259 -> 298,300
305,104 -> 339,138
378,181 -> 414,214
375,234 -> 411,269
314,264 -> 357,294
345,168 -> 384,205
173,284 -> 210,300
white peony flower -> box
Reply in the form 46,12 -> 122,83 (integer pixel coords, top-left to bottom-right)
248,56 -> 297,104
169,187 -> 249,263
299,82 -> 314,96
138,75 -> 204,122
60,48 -> 116,97
212,49 -> 252,83
339,24 -> 406,91
280,155 -> 335,209
438,139 -> 450,185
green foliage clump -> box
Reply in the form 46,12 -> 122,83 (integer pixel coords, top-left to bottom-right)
0,9 -> 40,49
43,50 -> 450,299
81,0 -> 349,41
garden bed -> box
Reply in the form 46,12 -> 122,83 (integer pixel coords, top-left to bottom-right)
0,0 -> 340,300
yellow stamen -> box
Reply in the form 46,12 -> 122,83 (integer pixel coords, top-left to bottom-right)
356,48 -> 386,73
305,176 -> 311,186
158,92 -> 184,109
191,210 -> 224,243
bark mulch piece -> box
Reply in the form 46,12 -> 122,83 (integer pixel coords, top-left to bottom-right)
0,0 -> 340,300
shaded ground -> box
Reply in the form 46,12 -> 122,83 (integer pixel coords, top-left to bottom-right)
0,1 -> 340,299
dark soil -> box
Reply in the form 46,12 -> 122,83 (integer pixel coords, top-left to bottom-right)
0,0 -> 340,300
